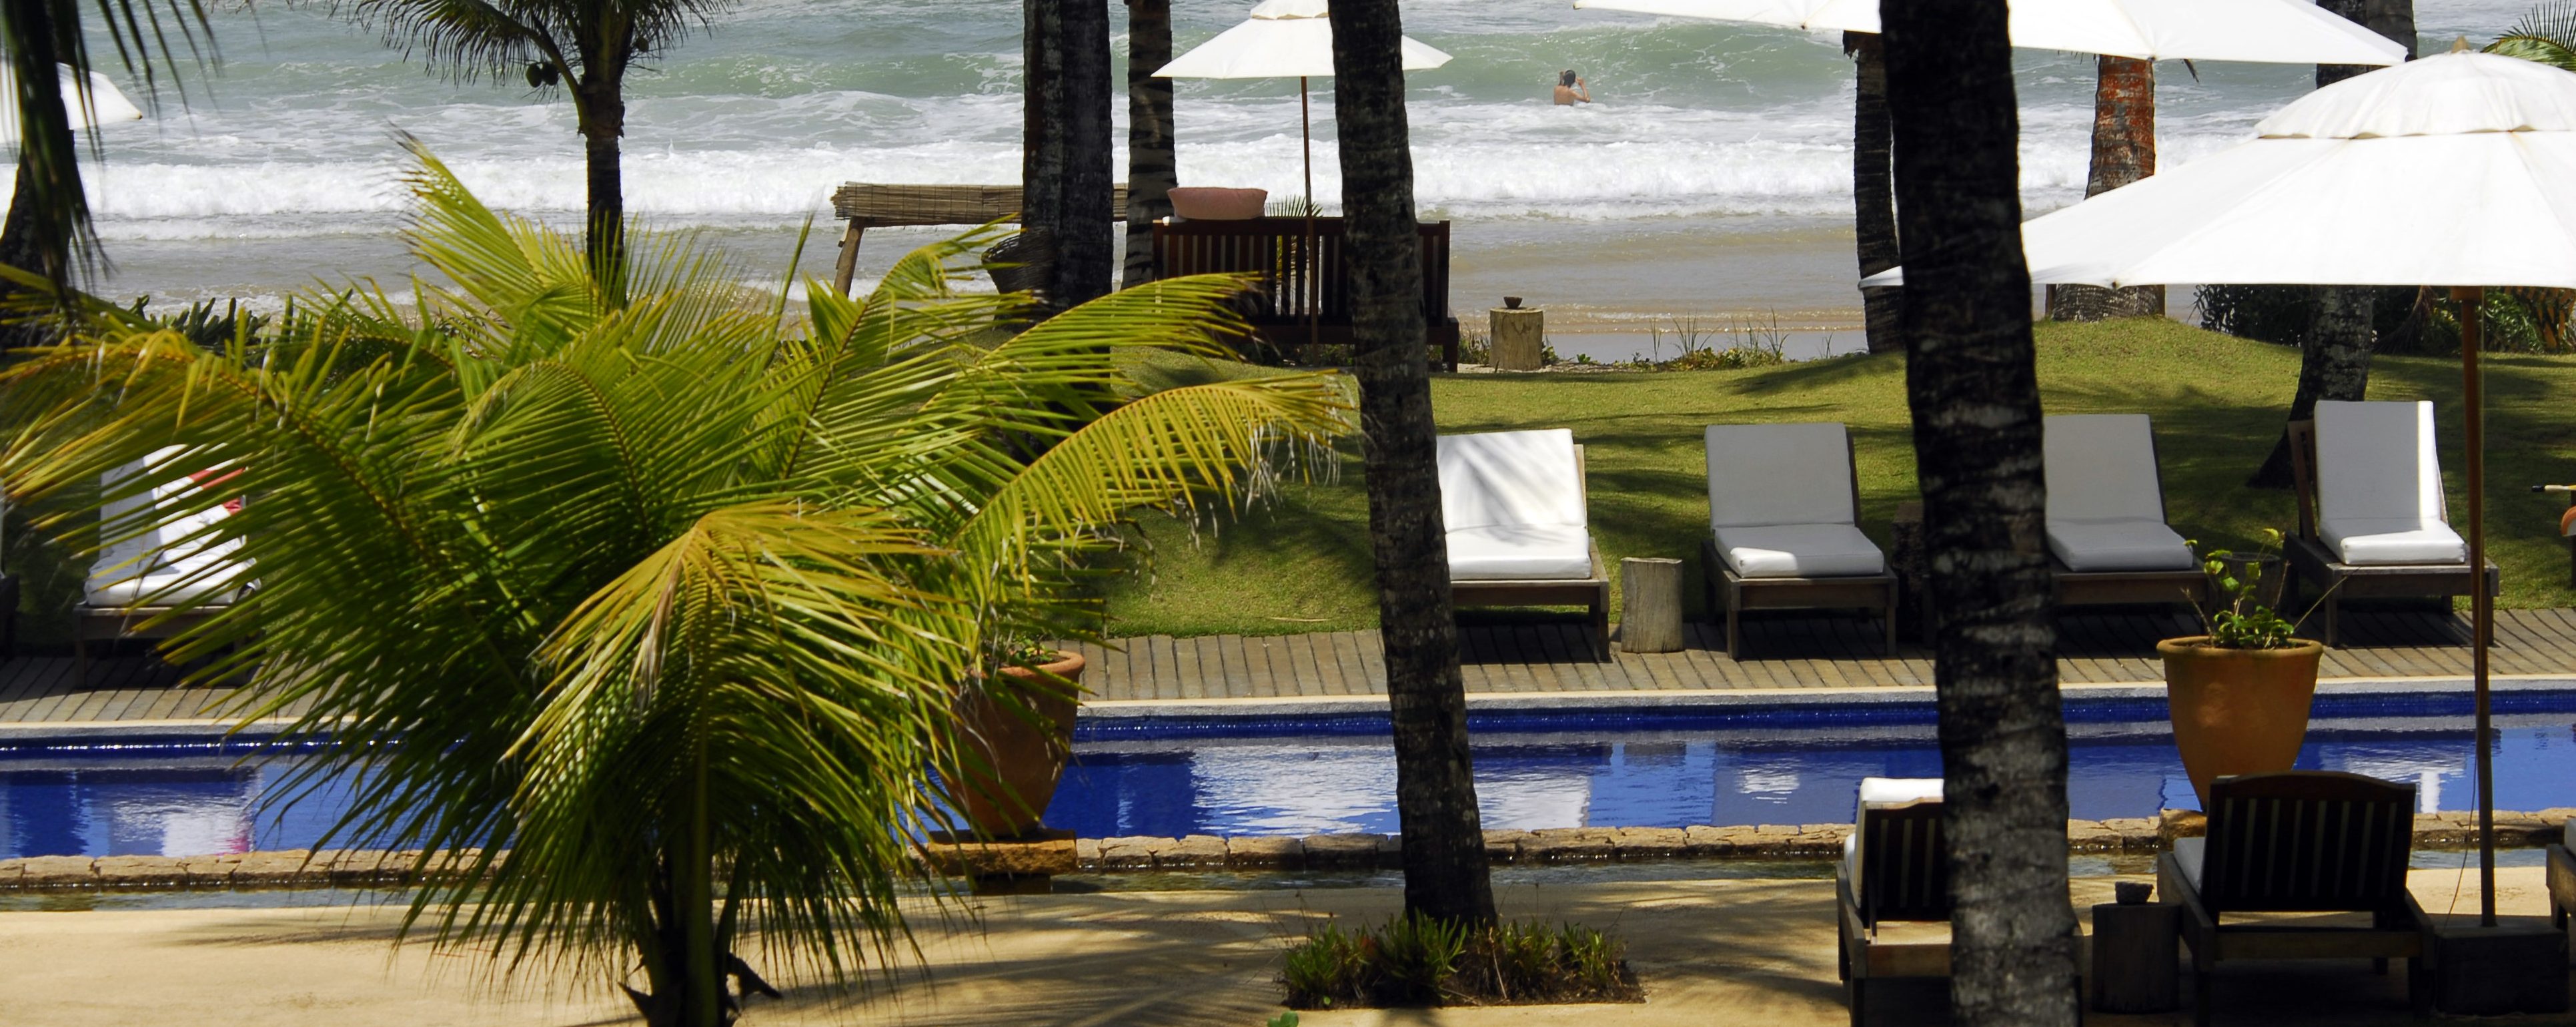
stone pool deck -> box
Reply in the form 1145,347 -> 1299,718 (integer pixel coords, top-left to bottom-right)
5,808 -> 2566,892
0,868 -> 2555,1026
6,607 -> 2575,731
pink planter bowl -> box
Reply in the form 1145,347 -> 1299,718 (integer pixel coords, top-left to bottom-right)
1168,187 -> 1269,220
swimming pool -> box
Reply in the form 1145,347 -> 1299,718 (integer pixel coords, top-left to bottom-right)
5,690 -> 2571,859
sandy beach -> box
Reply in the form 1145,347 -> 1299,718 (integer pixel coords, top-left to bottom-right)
0,867 -> 2551,1026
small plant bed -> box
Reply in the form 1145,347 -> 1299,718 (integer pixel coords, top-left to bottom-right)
1280,913 -> 1645,1010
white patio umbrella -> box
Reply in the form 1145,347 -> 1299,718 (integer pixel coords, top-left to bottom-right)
0,65 -> 143,137
1154,0 -> 1452,214
1868,49 -> 2576,926
1571,0 -> 2406,65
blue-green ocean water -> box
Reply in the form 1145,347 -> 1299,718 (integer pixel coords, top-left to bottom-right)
24,0 -> 2537,321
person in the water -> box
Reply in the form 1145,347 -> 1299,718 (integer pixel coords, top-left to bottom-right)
1554,69 -> 1591,105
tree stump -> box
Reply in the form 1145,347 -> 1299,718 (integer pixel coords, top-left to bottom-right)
1489,306 -> 1545,370
1620,557 -> 1684,653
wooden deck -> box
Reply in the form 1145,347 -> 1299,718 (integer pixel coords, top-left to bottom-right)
4,607 -> 2571,726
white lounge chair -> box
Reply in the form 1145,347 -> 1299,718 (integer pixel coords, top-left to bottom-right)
79,447 -> 251,681
1837,777 -> 1947,1027
2043,414 -> 2208,609
1437,428 -> 1609,659
2286,400 -> 2497,645
1702,422 -> 1896,657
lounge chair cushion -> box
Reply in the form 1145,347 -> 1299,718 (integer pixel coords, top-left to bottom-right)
87,448 -> 249,608
2044,414 -> 2170,524
1705,422 -> 1858,529
1713,523 -> 1885,579
1437,429 -> 1586,531
1446,524 -> 1593,581
2315,400 -> 2461,565
2325,518 -> 2469,565
2174,835 -> 2207,889
2047,518 -> 2198,573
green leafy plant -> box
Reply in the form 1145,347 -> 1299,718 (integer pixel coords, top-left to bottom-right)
2188,529 -> 2307,649
1265,1014 -> 1301,1027
1281,922 -> 1369,1008
1279,916 -> 1641,1009
0,146 -> 1354,1027
1373,911 -> 1469,1004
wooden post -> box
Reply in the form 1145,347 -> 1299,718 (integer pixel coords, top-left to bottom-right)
1489,304 -> 1544,371
1620,557 -> 1684,653
2090,900 -> 2181,1013
2456,284 -> 2496,926
830,220 -> 868,297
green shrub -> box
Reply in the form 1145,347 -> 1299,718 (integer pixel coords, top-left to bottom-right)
1281,922 -> 1369,1008
1278,916 -> 1641,1009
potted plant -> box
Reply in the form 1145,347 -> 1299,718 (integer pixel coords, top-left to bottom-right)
2160,529 -> 2328,807
952,639 -> 1086,839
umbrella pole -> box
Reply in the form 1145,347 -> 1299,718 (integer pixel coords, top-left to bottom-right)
2455,284 -> 2497,927
1301,76 -> 1319,366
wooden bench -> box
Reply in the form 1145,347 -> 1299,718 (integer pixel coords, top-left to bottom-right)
2286,420 -> 2497,645
826,182 -> 1128,296
1152,216 -> 1460,371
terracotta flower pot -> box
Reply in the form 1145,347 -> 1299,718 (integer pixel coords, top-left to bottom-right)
2158,636 -> 2325,807
953,651 -> 1083,839
1167,187 -> 1268,220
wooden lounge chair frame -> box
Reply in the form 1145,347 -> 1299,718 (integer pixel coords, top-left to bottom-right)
73,605 -> 227,687
1152,217 -> 1461,371
2548,837 -> 2575,930
2051,428 -> 2210,609
2285,420 -> 2498,646
1449,445 -> 1610,661
1836,797 -> 1948,1027
1702,435 -> 1896,659
2156,770 -> 2431,1027
1835,795 -> 2085,1026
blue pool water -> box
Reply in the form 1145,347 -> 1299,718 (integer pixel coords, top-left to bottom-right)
5,693 -> 2573,859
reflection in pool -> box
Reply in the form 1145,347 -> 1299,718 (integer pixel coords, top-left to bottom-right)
4,705 -> 2570,858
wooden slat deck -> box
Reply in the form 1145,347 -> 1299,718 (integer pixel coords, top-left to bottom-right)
4,607 -> 2572,725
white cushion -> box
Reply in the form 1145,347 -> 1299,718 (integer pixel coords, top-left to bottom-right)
1858,777 -> 1944,808
1446,524 -> 1593,581
1437,429 -> 1585,531
2174,835 -> 2206,890
2047,518 -> 2197,572
2044,414 -> 2169,524
2315,401 -> 2447,523
2325,517 -> 2467,565
1713,523 -> 1885,579
1706,422 -> 1857,528
87,448 -> 250,609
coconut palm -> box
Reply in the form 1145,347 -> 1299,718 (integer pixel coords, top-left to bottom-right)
0,146 -> 1353,1027
330,0 -> 746,299
1880,0 -> 2077,1023
1123,0 -> 1179,286
0,0 -> 211,330
1327,0 -> 1495,927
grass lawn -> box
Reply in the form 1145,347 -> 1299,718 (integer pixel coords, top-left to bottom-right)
1097,317 -> 2576,638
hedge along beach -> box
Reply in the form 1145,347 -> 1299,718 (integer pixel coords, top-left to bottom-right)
21,0 -> 2537,342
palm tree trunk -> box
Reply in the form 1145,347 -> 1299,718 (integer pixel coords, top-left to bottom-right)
578,80 -> 628,304
1327,0 -> 1495,928
1023,0 -> 1068,310
0,155 -> 57,351
1122,0 -> 1177,287
1055,0 -> 1115,307
2047,56 -> 2160,321
1847,32 -> 1903,353
2250,0 -> 2411,488
1880,1 -> 2078,1024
